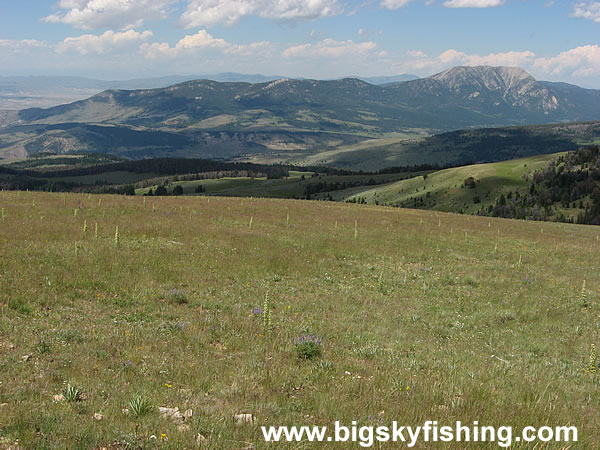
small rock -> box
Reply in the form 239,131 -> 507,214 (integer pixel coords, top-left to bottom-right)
196,433 -> 207,444
52,394 -> 65,403
20,355 -> 31,362
183,409 -> 193,419
93,413 -> 104,421
178,388 -> 193,397
233,413 -> 254,425
0,403 -> 8,408
0,437 -> 22,450
0,342 -> 16,351
159,406 -> 185,424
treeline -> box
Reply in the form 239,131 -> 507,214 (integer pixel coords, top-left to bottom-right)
15,158 -> 294,180
0,178 -> 80,192
481,146 -> 600,224
377,162 -> 460,174
304,178 -> 383,198
135,169 -> 285,189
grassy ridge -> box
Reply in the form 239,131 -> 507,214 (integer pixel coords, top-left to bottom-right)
338,153 -> 563,213
0,192 -> 599,448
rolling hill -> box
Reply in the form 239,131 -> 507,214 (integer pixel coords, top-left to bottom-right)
338,153 -> 562,213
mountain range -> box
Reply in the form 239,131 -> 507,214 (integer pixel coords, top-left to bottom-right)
1,66 -> 599,169
0,73 -> 419,110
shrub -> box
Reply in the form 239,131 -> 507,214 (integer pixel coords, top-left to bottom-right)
463,177 -> 476,189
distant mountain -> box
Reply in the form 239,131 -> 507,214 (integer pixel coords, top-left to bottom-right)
1,66 -> 599,167
385,66 -> 600,125
11,67 -> 600,130
0,74 -> 285,109
0,73 -> 418,110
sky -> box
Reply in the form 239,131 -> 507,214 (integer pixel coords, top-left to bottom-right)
1,1 -> 600,87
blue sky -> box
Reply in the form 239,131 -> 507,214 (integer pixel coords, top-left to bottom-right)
1,1 -> 600,87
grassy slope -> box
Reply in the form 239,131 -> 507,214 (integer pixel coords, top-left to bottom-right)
0,191 -> 599,448
339,153 -> 563,214
137,172 -> 420,199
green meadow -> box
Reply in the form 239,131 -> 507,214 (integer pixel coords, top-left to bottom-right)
0,191 -> 599,448
135,171 -> 419,200
338,154 -> 563,214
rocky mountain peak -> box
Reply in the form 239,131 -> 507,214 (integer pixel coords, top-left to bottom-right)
431,66 -> 536,92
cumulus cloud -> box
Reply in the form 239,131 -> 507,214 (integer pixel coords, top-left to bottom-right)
282,38 -> 376,58
534,45 -> 600,78
443,0 -> 505,7
140,29 -> 270,58
380,0 -> 416,10
390,48 -> 536,73
180,0 -> 342,27
393,45 -> 600,84
572,2 -> 600,22
43,0 -> 177,30
57,29 -> 153,55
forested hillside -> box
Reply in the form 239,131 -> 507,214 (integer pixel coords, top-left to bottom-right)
485,146 -> 600,224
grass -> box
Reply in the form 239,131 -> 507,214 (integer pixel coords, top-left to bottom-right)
341,153 -> 563,214
135,171 -> 419,199
0,190 -> 599,448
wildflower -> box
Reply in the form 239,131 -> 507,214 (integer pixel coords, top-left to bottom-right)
294,334 -> 323,360
165,383 -> 172,388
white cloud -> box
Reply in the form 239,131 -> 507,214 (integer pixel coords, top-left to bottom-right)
282,38 -> 376,58
406,49 -> 427,58
438,49 -> 536,67
443,0 -> 505,7
380,0 -> 416,10
390,45 -> 600,84
140,29 -> 270,58
43,0 -> 177,30
572,2 -> 600,23
180,0 -> 342,27
57,29 -> 153,55
0,39 -> 48,50
533,45 -> 600,78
